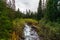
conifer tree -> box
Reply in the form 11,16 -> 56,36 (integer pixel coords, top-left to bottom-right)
37,0 -> 42,20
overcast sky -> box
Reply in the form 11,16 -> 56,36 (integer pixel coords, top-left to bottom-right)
15,0 -> 39,12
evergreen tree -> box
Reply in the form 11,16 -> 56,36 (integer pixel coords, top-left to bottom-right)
37,0 -> 42,20
45,0 -> 59,22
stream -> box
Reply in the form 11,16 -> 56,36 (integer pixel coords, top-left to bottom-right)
24,24 -> 40,40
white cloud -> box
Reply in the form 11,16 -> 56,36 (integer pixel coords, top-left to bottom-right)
15,0 -> 39,12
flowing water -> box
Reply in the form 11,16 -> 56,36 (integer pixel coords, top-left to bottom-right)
24,24 -> 40,40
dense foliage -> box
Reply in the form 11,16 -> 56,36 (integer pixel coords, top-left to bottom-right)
0,0 -> 60,40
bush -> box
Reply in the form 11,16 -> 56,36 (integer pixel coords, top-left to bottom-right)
38,19 -> 60,40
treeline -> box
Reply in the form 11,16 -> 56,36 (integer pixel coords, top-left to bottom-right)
0,0 -> 60,21
10,0 -> 60,22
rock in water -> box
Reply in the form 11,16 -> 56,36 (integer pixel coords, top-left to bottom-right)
24,24 -> 40,40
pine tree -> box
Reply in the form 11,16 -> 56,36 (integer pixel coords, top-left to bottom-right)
6,0 -> 15,10
46,0 -> 60,22
37,0 -> 42,20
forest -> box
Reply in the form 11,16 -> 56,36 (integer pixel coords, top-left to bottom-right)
0,0 -> 60,40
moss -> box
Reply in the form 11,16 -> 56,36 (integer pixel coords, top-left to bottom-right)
12,18 -> 39,39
